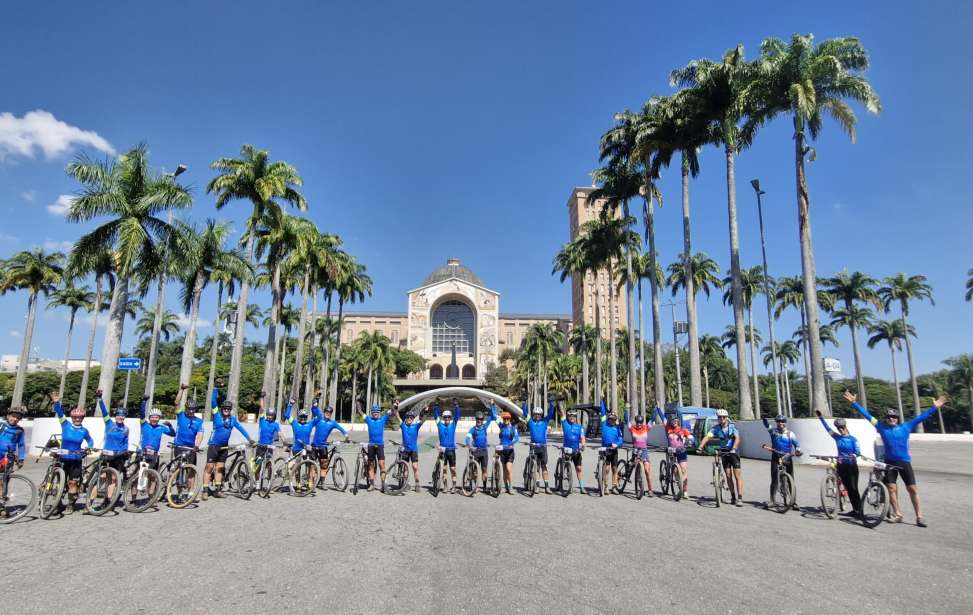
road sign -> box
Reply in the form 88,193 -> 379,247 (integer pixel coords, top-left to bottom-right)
824,357 -> 842,374
118,357 -> 142,371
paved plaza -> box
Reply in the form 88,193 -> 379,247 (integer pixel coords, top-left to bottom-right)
3,437 -> 971,614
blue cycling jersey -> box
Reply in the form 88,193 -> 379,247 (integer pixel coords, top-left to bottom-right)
465,407 -> 497,448
311,411 -> 347,447
524,404 -> 555,444
434,405 -> 461,448
209,412 -> 251,446
363,412 -> 391,446
853,402 -> 936,462
173,408 -> 204,448
400,417 -> 424,452
562,420 -> 584,450
708,422 -> 739,451
257,417 -> 281,446
762,418 -> 799,454
98,399 -> 130,452
284,403 -> 320,452
818,416 -> 860,463
0,420 -> 26,461
498,422 -> 520,447
53,401 -> 94,460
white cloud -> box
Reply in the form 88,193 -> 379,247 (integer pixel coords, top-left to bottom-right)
47,194 -> 73,216
0,110 -> 115,161
42,239 -> 74,252
0,232 -> 17,243
175,313 -> 211,330
20,190 -> 36,201
9,330 -> 19,338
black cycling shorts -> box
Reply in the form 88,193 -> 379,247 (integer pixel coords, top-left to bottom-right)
568,451 -> 583,469
106,454 -> 128,476
141,451 -> 160,471
313,446 -> 331,461
603,448 -> 619,466
721,451 -> 741,470
499,449 -> 515,464
173,446 -> 197,466
400,450 -> 419,463
207,446 -> 229,464
529,446 -> 549,467
442,448 -> 456,467
367,444 -> 385,462
63,459 -> 84,481
473,448 -> 489,468
884,460 -> 916,487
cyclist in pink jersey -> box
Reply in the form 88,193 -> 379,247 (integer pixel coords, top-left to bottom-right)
665,415 -> 693,497
628,412 -> 655,496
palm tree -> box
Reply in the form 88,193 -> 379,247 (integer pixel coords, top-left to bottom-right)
177,219 -> 251,408
723,265 -> 768,417
47,283 -> 95,398
328,259 -> 373,407
867,319 -> 913,421
671,45 -> 757,419
879,274 -> 934,425
66,144 -> 192,403
135,307 -> 179,342
567,324 -> 596,404
826,271 -> 881,407
68,249 -> 114,408
748,34 -> 881,417
271,302 -> 300,412
762,340 -> 800,416
776,275 -> 836,404
966,268 -> 973,302
698,334 -> 724,408
522,323 -> 565,411
944,354 -> 973,430
667,252 -> 722,301
0,249 -> 65,407
207,144 -> 307,405
357,330 -> 392,410
553,239 -> 594,404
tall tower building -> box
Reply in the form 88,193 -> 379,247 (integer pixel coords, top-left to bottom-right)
566,186 -> 628,334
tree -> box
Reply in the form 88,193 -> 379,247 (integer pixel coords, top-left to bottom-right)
567,323 -> 596,404
135,307 -> 179,343
522,323 -> 565,412
328,259 -> 372,407
966,268 -> 973,302
879,273 -> 934,426
867,319 -> 913,421
667,252 -> 722,301
0,249 -> 65,407
698,334 -> 725,408
67,248 -> 114,408
207,144 -> 307,406
47,283 -> 95,397
553,239 -> 593,404
671,44 -> 757,419
827,270 -> 881,407
67,143 -> 192,405
762,340 -> 800,415
748,34 -> 880,417
944,354 -> 973,430
723,265 -> 768,417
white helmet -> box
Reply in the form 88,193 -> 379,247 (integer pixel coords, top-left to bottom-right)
716,409 -> 729,418
148,408 -> 163,418
442,410 -> 453,418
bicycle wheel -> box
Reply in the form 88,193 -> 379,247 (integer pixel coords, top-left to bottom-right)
432,459 -> 443,495
462,463 -> 477,497
712,463 -> 722,508
772,473 -> 794,514
671,464 -> 684,502
386,460 -> 409,495
860,481 -> 889,528
490,461 -> 501,498
272,458 -> 288,493
659,461 -> 670,496
257,459 -> 274,498
634,462 -> 645,500
351,456 -> 364,495
560,460 -> 573,496
166,465 -> 200,509
39,467 -> 66,519
331,456 -> 349,492
232,461 -> 254,500
821,473 -> 840,519
124,468 -> 162,513
1,474 -> 38,524
596,460 -> 607,497
289,460 -> 319,497
524,457 -> 535,497
85,467 -> 122,516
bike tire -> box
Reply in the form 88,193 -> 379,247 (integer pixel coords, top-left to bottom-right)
671,464 -> 684,502
124,468 -> 162,513
39,467 -> 66,519
290,460 -> 319,497
85,467 -> 122,516
272,458 -> 288,493
772,473 -> 794,514
258,459 -> 274,498
386,460 -> 409,495
561,460 -> 573,496
491,460 -> 501,498
233,461 -> 254,500
352,456 -> 364,495
596,460 -> 606,497
821,473 -> 839,519
432,459 -> 442,495
634,462 -> 645,500
462,463 -> 477,497
524,457 -> 535,497
860,481 -> 889,528
1,474 -> 38,524
166,465 -> 200,509
331,456 -> 349,492
712,463 -> 722,508
659,461 -> 670,496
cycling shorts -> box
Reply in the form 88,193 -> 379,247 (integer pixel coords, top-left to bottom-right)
883,460 -> 916,487
603,448 -> 619,465
141,451 -> 160,470
173,446 -> 197,466
207,447 -> 229,464
472,448 -> 489,468
635,448 -> 650,462
529,446 -> 548,467
63,459 -> 84,481
400,450 -> 419,463
105,454 -> 128,475
674,449 -> 688,463
441,448 -> 456,467
367,444 -> 385,462
499,449 -> 515,464
313,446 -> 331,461
568,451 -> 583,469
720,451 -> 741,469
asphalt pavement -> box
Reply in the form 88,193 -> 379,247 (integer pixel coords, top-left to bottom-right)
3,434 -> 971,615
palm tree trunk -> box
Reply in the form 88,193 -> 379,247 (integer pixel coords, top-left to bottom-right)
177,272 -> 206,408
320,292 -> 333,402
622,201 -> 638,416
799,307 -> 811,414
329,299 -> 345,406
228,234 -> 256,405
637,279 -> 646,416
11,292 -> 39,408
900,309 -> 925,431
594,285 -> 603,406
78,276 -> 103,409
350,371 -> 358,419
144,265 -> 168,410
748,307 -> 760,419
794,126 -> 830,416
703,365 -> 711,408
889,345 -> 904,421
681,158 -> 702,407
276,334 -> 288,412
262,264 -> 282,406
205,282 -> 224,411
607,261 -> 618,414
725,144 -> 754,420
304,291 -> 319,407
365,366 -> 373,412
644,195 -> 665,411
96,277 -> 130,405
290,272 -> 311,401
848,319 -> 866,409
580,325 -> 590,404
58,312 -> 77,399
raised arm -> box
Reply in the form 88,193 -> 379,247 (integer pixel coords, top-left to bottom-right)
282,401 -> 294,425
546,402 -> 555,423
98,397 -> 110,422
232,417 -> 252,442
818,415 -> 837,438
906,397 -> 945,432
139,397 -> 148,424
175,384 -> 188,416
433,403 -> 441,423
761,417 -> 771,432
51,393 -> 66,423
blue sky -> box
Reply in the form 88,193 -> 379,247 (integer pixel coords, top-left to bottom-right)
1,1 -> 970,380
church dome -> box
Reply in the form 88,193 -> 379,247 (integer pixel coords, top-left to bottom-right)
422,258 -> 484,287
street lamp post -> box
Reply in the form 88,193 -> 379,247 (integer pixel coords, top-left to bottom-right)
750,179 -> 784,417
664,301 -> 687,407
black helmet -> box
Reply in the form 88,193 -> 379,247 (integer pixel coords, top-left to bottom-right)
885,409 -> 899,419
405,411 -> 416,419
220,400 -> 233,412
475,412 -> 485,421
634,414 -> 645,425
185,399 -> 198,411
7,406 -> 24,418
775,415 -> 787,423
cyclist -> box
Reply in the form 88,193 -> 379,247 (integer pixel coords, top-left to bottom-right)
523,404 -> 555,493
664,415 -> 692,498
628,411 -> 655,496
816,409 -> 862,517
204,391 -> 254,498
284,398 -> 322,461
398,408 -> 426,493
311,403 -> 349,485
600,405 -> 625,493
761,415 -> 802,510
97,391 -> 130,477
845,390 -> 945,527
434,403 -> 461,493
464,404 -> 498,492
256,392 -> 282,452
562,408 -> 587,494
50,392 -> 94,513
496,411 -> 520,494
172,384 -> 205,497
0,406 -> 27,471
137,399 -> 174,471
697,409 -> 743,506
359,404 -> 393,492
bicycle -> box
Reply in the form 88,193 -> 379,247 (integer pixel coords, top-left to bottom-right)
222,444 -> 254,500
253,444 -> 279,498
36,445 -> 68,519
520,442 -> 546,497
658,447 -> 684,502
279,444 -> 319,497
763,445 -> 797,514
553,445 -> 577,497
616,447 -> 646,500
165,444 -> 202,509
0,451 -> 36,524
315,442 -> 350,492
709,448 -> 738,508
384,440 -> 410,495
122,448 -> 163,513
80,448 -> 124,516
430,447 -> 452,496
811,454 -> 847,519
859,455 -> 891,529
460,444 -> 482,497
595,446 -> 617,497
487,444 -> 506,497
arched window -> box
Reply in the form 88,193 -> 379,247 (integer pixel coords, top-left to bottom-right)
462,364 -> 476,379
445,364 -> 459,379
431,300 -> 476,354
429,365 -> 443,379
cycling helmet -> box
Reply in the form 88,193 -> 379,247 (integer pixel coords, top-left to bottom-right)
266,407 -> 277,417
884,409 -> 899,419
833,418 -> 847,428
148,408 -> 163,418
185,399 -> 198,411
114,407 -> 127,418
474,412 -> 485,421
323,406 -> 334,414
405,411 -> 416,419
667,415 -> 679,424
370,405 -> 381,414
775,415 -> 787,423
531,407 -> 544,416
69,406 -> 85,418
442,410 -> 453,419
635,414 -> 645,425
7,406 -> 25,418
566,409 -> 578,417
500,412 -> 512,421
716,409 -> 729,418
220,400 -> 234,413
297,409 -> 309,420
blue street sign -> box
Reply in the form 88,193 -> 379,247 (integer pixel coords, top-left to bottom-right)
118,357 -> 142,371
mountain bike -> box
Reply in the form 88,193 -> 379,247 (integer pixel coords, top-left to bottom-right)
710,448 -> 738,508
222,444 -> 254,500
0,451 -> 36,524
521,442 -> 545,497
315,442 -> 349,492
431,447 -> 452,496
280,444 -> 319,497
385,440 -> 410,495
486,444 -> 508,497
165,444 -> 202,509
811,454 -> 847,519
763,445 -> 796,514
460,444 -> 482,497
859,456 -> 891,529
253,444 -> 278,498
35,445 -> 68,519
553,445 -> 577,497
595,446 -> 617,497
351,443 -> 370,495
122,449 -> 163,513
659,447 -> 684,501
616,447 -> 647,500
80,448 -> 123,516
